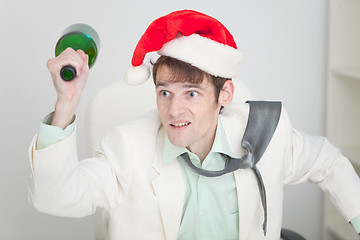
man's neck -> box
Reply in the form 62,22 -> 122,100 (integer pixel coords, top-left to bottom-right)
186,127 -> 217,164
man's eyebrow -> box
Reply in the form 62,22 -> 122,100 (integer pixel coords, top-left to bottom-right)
155,82 -> 168,88
155,82 -> 204,90
183,84 -> 204,90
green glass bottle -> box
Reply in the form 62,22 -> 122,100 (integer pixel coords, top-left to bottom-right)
55,23 -> 100,81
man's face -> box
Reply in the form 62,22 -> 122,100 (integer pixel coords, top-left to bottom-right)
155,66 -> 222,156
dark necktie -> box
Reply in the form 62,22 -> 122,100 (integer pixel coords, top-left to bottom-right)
178,101 -> 282,236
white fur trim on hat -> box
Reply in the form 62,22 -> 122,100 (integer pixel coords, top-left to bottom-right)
158,34 -> 242,78
124,64 -> 151,85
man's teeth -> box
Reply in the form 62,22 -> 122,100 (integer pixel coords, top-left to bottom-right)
172,123 -> 189,127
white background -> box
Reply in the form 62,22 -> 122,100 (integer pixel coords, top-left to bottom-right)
0,0 -> 327,239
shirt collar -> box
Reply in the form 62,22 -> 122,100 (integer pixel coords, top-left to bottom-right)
162,119 -> 238,165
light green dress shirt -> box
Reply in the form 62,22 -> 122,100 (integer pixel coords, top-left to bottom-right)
36,113 -> 360,236
163,121 -> 240,240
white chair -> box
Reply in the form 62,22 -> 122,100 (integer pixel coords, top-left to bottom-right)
85,80 -> 157,156
84,78 -> 256,239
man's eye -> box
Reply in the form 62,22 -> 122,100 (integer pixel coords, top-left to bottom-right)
160,90 -> 170,97
188,91 -> 198,98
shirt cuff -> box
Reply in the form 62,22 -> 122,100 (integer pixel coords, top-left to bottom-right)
36,112 -> 76,150
350,215 -> 360,235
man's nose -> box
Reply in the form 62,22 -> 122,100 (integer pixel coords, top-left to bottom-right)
169,96 -> 186,117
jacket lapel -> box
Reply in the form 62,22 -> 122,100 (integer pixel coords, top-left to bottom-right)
234,169 -> 263,240
152,127 -> 185,240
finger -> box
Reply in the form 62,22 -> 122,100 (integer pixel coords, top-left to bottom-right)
75,51 -> 89,77
76,49 -> 85,57
76,49 -> 88,65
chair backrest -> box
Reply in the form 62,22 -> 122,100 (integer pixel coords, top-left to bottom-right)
84,80 -> 157,156
85,78 -> 253,156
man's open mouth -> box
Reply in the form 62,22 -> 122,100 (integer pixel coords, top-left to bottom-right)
170,122 -> 191,127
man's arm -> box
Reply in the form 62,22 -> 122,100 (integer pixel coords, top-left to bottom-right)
33,48 -> 87,151
46,47 -> 89,129
283,126 -> 360,234
29,48 -> 104,216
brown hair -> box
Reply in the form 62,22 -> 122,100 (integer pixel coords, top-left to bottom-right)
152,56 -> 230,103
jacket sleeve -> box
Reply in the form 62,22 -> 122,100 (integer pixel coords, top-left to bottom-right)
282,109 -> 360,223
28,125 -> 133,218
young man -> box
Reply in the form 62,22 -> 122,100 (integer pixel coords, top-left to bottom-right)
29,10 -> 360,239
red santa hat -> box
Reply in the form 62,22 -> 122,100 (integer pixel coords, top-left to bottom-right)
124,10 -> 242,85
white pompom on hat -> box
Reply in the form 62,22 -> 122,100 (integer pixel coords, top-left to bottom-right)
124,9 -> 242,85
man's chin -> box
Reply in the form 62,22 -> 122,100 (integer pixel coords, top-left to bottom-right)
167,136 -> 189,148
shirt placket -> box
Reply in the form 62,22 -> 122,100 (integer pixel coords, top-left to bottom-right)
189,154 -> 214,240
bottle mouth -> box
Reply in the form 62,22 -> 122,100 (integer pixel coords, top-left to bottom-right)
60,65 -> 76,81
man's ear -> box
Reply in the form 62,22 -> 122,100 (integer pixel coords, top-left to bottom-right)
219,80 -> 234,107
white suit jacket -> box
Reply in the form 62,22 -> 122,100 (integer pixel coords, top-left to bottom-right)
28,103 -> 360,240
